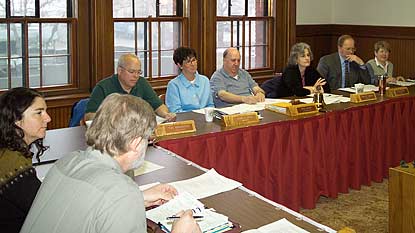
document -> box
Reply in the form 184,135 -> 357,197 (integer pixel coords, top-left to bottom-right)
192,99 -> 291,115
338,84 -> 379,93
395,81 -> 415,86
146,192 -> 229,233
242,218 -> 310,233
133,160 -> 164,176
299,95 -> 349,105
169,168 -> 242,199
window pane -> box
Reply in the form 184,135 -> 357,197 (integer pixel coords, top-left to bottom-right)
217,21 -> 231,48
137,51 -> 149,77
10,58 -> 23,88
11,0 -> 36,17
151,51 -> 159,76
151,22 -> 158,50
42,56 -> 69,86
137,22 -> 147,51
10,24 -> 22,57
135,0 -> 156,17
0,0 -> 5,18
40,0 -> 67,18
248,0 -> 266,17
114,22 -> 135,53
249,20 -> 267,45
230,0 -> 245,16
217,0 -> 228,16
232,21 -> 242,48
159,0 -> 176,16
160,22 -> 180,50
28,23 -> 40,56
113,0 -> 133,18
160,50 -> 176,76
244,46 -> 267,69
0,59 -> 7,89
29,57 -> 40,88
0,24 -> 6,57
216,48 -> 227,70
42,23 -> 68,55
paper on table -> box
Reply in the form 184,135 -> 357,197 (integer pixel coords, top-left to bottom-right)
242,218 -> 310,233
139,182 -> 160,191
193,99 -> 291,115
133,160 -> 164,176
146,192 -> 229,232
338,84 -> 379,93
156,115 -> 167,124
395,81 -> 415,86
169,169 -> 242,199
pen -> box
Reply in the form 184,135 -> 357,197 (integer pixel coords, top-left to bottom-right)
166,216 -> 204,220
249,88 -> 255,96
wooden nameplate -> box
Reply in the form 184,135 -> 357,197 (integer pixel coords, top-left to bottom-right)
154,120 -> 196,137
386,87 -> 409,97
350,91 -> 377,103
222,112 -> 259,127
266,102 -> 318,116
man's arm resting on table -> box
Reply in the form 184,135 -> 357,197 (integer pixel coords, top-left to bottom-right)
217,90 -> 258,104
155,104 -> 176,121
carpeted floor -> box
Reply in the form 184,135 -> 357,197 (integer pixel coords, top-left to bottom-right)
300,180 -> 389,233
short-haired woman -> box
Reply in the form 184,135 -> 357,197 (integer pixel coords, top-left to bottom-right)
0,87 -> 51,233
262,42 -> 328,98
166,47 -> 214,113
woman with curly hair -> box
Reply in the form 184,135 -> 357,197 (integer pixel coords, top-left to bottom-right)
0,87 -> 51,233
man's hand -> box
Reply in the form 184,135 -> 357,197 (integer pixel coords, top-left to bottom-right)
164,112 -> 177,122
143,184 -> 178,207
171,210 -> 202,233
345,54 -> 364,65
254,92 -> 265,102
241,95 -> 259,104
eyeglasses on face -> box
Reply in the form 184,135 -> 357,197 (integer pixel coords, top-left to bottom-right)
343,47 -> 356,52
184,57 -> 198,65
120,66 -> 143,75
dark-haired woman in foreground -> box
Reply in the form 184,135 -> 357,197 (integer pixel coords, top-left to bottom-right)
0,87 -> 51,233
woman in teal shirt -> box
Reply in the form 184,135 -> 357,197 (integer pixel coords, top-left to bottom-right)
166,47 -> 214,113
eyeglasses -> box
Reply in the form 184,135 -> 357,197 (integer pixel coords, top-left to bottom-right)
184,58 -> 198,65
120,66 -> 143,75
343,47 -> 356,52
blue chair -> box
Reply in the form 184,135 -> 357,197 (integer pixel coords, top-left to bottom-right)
69,98 -> 89,127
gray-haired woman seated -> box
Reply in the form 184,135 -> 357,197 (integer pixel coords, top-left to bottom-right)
262,42 -> 329,98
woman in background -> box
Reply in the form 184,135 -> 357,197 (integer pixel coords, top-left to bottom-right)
0,87 -> 51,233
262,42 -> 328,98
366,40 -> 404,84
166,47 -> 214,113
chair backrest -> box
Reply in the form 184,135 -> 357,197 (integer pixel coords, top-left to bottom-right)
260,74 -> 283,98
69,98 -> 89,127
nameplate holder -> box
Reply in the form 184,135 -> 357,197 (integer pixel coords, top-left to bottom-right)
155,120 -> 196,137
222,112 -> 259,127
350,91 -> 377,103
386,87 -> 409,97
266,103 -> 318,116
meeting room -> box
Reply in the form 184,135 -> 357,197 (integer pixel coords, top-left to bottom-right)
1,0 -> 415,233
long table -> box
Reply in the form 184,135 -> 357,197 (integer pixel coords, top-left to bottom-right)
158,92 -> 415,211
34,127 -> 335,232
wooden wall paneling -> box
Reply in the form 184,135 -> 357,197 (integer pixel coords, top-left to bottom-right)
296,24 -> 415,78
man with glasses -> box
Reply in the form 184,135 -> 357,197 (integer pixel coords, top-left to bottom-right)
210,47 -> 265,108
85,53 -> 175,122
317,35 -> 370,90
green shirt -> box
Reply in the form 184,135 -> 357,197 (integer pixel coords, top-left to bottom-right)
86,74 -> 163,113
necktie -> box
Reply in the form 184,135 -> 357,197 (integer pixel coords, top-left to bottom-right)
344,60 -> 350,88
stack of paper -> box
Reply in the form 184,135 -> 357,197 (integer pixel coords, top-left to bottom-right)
395,81 -> 415,87
338,84 -> 379,93
193,99 -> 292,115
146,192 -> 230,233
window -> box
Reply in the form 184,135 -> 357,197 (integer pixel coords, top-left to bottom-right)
216,0 -> 271,70
113,0 -> 185,80
0,0 -> 75,90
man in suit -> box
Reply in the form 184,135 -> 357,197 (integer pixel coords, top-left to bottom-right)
317,35 -> 370,90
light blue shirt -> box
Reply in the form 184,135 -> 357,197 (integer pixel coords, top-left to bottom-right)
166,72 -> 214,113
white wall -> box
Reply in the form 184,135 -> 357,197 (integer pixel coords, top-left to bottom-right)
297,0 -> 415,26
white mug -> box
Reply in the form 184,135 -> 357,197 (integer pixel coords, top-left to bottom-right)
204,107 -> 214,122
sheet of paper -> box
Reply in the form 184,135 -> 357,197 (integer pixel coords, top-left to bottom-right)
193,99 -> 291,115
395,81 -> 415,86
139,182 -> 160,191
133,160 -> 164,176
169,169 -> 242,199
242,218 -> 310,233
156,115 -> 167,124
338,84 -> 379,93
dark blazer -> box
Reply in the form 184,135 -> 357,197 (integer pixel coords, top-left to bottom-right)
261,65 -> 329,98
317,52 -> 370,90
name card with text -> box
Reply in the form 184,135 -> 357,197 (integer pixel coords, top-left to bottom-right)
350,91 -> 377,103
386,87 -> 410,98
266,102 -> 318,116
222,112 -> 259,127
155,120 -> 196,137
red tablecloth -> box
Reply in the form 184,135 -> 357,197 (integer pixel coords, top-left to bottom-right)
158,96 -> 415,211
